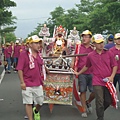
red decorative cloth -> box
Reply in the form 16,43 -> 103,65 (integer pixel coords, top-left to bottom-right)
74,43 -> 81,78
105,81 -> 118,109
28,48 -> 46,81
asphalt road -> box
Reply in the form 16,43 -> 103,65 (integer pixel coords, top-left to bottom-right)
0,71 -> 120,120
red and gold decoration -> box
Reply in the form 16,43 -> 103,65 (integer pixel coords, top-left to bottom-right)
43,73 -> 73,105
53,25 -> 68,55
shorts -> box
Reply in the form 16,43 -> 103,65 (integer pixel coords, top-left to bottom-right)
78,74 -> 93,92
22,85 -> 44,105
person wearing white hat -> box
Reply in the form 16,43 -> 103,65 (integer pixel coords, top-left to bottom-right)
15,40 -> 19,44
110,33 -> 120,93
71,30 -> 95,118
74,34 -> 118,120
16,35 -> 47,120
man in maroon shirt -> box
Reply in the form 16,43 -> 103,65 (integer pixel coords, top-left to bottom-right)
110,33 -> 120,93
17,35 -> 46,120
72,30 -> 95,118
4,43 -> 12,73
10,41 -> 14,67
14,40 -> 21,72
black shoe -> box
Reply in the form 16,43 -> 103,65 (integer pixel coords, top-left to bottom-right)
7,71 -> 11,74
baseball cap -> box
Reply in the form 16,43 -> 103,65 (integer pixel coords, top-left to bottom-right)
114,33 -> 120,39
15,40 -> 19,44
92,34 -> 104,43
81,30 -> 92,37
108,34 -> 114,41
29,35 -> 41,43
26,37 -> 31,44
6,42 -> 11,46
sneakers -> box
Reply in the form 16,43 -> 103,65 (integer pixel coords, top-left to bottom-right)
81,101 -> 92,118
33,107 -> 40,120
24,115 -> 28,119
86,101 -> 92,113
81,112 -> 87,118
14,70 -> 17,73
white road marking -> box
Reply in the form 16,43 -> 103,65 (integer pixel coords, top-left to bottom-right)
0,69 -> 5,84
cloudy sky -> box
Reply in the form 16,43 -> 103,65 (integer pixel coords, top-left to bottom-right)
10,0 -> 80,39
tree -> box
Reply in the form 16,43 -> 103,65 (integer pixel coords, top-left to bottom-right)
28,23 -> 43,37
4,32 -> 16,43
61,8 -> 78,30
46,7 -> 78,36
105,1 -> 120,33
28,0 -> 120,37
0,0 -> 16,26
75,0 -> 120,34
46,6 -> 65,36
0,0 -> 17,43
87,0 -> 120,34
50,6 -> 65,25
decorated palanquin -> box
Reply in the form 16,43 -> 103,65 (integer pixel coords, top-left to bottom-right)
42,25 -> 84,113
43,72 -> 73,105
43,54 -> 74,112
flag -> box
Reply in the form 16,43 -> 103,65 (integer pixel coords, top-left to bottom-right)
105,81 -> 119,109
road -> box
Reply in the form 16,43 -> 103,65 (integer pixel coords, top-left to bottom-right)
0,70 -> 120,120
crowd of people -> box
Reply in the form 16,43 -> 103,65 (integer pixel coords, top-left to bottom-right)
2,40 -> 26,73
73,31 -> 120,120
1,31 -> 120,120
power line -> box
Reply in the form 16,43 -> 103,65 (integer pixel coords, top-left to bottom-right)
0,16 -> 50,21
17,16 -> 50,21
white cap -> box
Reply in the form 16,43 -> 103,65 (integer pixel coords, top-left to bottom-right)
15,40 -> 19,43
114,33 -> 120,39
29,35 -> 41,43
92,34 -> 104,43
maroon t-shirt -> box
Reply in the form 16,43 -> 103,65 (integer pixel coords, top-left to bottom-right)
86,50 -> 117,86
110,46 -> 120,74
77,44 -> 93,74
16,51 -> 43,87
14,45 -> 21,58
4,47 -> 11,58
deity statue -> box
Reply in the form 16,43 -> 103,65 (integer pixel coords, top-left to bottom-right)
39,24 -> 50,37
68,27 -> 80,41
67,27 -> 80,52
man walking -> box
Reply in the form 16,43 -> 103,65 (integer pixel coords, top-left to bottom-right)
72,30 -> 95,117
17,35 -> 46,120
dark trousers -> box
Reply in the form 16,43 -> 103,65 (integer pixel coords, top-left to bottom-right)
114,74 -> 120,92
11,57 -> 14,66
93,86 -> 112,120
